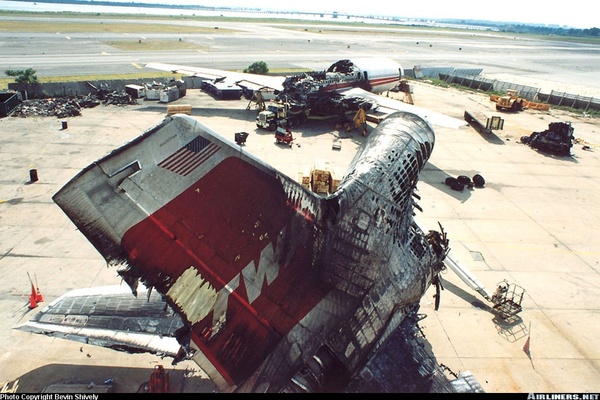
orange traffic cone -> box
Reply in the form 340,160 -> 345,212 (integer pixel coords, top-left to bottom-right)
35,287 -> 44,303
29,283 -> 38,309
34,274 -> 44,302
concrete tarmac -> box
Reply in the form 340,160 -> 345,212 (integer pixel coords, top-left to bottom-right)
1,80 -> 599,392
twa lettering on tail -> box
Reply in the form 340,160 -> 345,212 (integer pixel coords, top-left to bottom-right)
168,241 -> 283,331
16,111 -> 483,393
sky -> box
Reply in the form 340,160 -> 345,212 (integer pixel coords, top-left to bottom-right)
109,0 -> 596,29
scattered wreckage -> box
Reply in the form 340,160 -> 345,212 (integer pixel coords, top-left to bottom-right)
5,79 -> 188,119
10,96 -> 88,118
9,89 -> 138,118
278,64 -> 376,121
520,121 -> 575,156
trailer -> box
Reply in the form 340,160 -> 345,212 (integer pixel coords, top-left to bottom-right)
159,86 -> 180,103
0,91 -> 21,118
201,80 -> 242,100
125,84 -> 146,99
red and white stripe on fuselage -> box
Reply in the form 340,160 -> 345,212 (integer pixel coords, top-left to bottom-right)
323,75 -> 400,94
325,58 -> 403,94
366,75 -> 402,93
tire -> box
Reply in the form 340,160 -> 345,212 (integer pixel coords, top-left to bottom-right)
457,175 -> 471,185
450,182 -> 464,192
473,174 -> 485,188
445,177 -> 458,186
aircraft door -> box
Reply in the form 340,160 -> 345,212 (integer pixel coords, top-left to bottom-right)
361,71 -> 372,91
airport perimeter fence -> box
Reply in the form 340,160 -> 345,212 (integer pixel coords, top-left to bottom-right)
7,77 -> 174,99
538,91 -> 600,112
439,73 -> 541,100
438,73 -> 600,112
405,66 -> 484,80
406,66 -> 542,101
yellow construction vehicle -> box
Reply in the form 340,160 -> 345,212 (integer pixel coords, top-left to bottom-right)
490,89 -> 550,112
397,79 -> 414,105
351,108 -> 367,136
490,89 -> 524,112
246,87 -> 276,111
334,107 -> 368,136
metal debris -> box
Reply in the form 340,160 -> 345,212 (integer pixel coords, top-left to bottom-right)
520,121 -> 574,156
277,64 -> 375,117
98,90 -> 138,106
10,90 -> 137,118
10,97 -> 84,118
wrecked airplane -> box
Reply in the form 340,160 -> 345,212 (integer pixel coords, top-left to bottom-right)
145,58 -> 467,130
275,59 -> 400,117
17,111 -> 483,393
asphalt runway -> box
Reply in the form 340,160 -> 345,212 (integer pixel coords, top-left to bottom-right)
0,13 -> 599,394
1,13 -> 599,96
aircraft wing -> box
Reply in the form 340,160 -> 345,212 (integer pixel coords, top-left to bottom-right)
145,62 -> 286,92
339,87 -> 467,129
15,285 -> 184,357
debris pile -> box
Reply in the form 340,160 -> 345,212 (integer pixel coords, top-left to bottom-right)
97,90 -> 138,106
309,92 -> 373,116
10,91 -> 137,118
10,97 -> 85,118
520,122 -> 574,156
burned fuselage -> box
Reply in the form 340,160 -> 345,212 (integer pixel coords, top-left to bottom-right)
48,111 -> 447,392
277,59 -> 403,117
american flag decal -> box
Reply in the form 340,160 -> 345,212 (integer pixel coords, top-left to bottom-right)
158,136 -> 220,176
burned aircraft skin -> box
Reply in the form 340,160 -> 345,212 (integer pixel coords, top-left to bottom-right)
265,58 -> 403,119
278,59 -> 402,115
20,111 -> 454,393
18,285 -> 184,357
